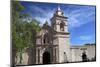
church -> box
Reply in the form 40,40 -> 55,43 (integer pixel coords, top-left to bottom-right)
15,6 -> 96,65
35,6 -> 71,64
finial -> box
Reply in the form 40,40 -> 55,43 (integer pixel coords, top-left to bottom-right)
58,5 -> 61,11
45,20 -> 48,25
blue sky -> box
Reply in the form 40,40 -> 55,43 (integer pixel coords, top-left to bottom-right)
20,1 -> 96,46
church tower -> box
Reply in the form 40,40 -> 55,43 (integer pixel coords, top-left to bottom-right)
51,6 -> 71,63
51,6 -> 68,32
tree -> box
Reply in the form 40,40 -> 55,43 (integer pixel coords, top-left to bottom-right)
12,1 -> 25,65
12,1 -> 41,65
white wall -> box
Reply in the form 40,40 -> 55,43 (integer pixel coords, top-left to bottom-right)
70,45 -> 95,62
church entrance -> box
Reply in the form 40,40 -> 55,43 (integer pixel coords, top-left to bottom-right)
43,51 -> 50,64
82,52 -> 87,62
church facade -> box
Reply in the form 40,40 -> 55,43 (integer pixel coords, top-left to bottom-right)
35,6 -> 71,64
15,6 -> 96,65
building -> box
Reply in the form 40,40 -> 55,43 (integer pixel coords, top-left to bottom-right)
15,6 -> 96,65
35,6 -> 71,64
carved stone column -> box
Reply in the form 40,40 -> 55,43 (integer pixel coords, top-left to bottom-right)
39,47 -> 43,64
38,48 -> 40,64
36,48 -> 38,64
55,47 -> 57,63
52,47 -> 57,63
55,47 -> 59,63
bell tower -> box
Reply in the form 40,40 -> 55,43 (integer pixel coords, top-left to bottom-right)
51,6 -> 71,63
51,6 -> 68,33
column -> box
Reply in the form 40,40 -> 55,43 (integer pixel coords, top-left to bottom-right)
53,47 -> 57,63
55,47 -> 56,63
36,48 -> 38,64
39,48 -> 42,64
56,47 -> 59,63
38,48 -> 40,64
53,47 -> 55,63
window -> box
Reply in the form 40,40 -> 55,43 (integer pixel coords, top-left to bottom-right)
43,38 -> 46,44
60,22 -> 65,31
43,33 -> 49,44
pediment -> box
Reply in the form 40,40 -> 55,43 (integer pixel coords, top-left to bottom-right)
36,24 -> 56,37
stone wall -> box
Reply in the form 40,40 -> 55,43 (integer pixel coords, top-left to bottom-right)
70,45 -> 96,62
57,34 -> 71,63
15,48 -> 36,65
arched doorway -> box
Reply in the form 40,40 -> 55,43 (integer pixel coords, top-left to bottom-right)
82,52 -> 87,62
43,51 -> 50,64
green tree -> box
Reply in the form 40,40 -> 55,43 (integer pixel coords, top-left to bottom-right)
12,1 -> 41,65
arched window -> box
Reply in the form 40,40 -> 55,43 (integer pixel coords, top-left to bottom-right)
60,22 -> 65,31
43,33 -> 49,44
43,38 -> 46,44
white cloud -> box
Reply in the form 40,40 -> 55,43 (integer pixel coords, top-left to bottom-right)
65,7 -> 95,28
29,5 -> 55,25
79,35 -> 93,41
28,4 -> 95,28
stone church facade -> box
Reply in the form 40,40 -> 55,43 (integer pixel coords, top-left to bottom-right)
35,6 -> 71,64
15,6 -> 96,65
